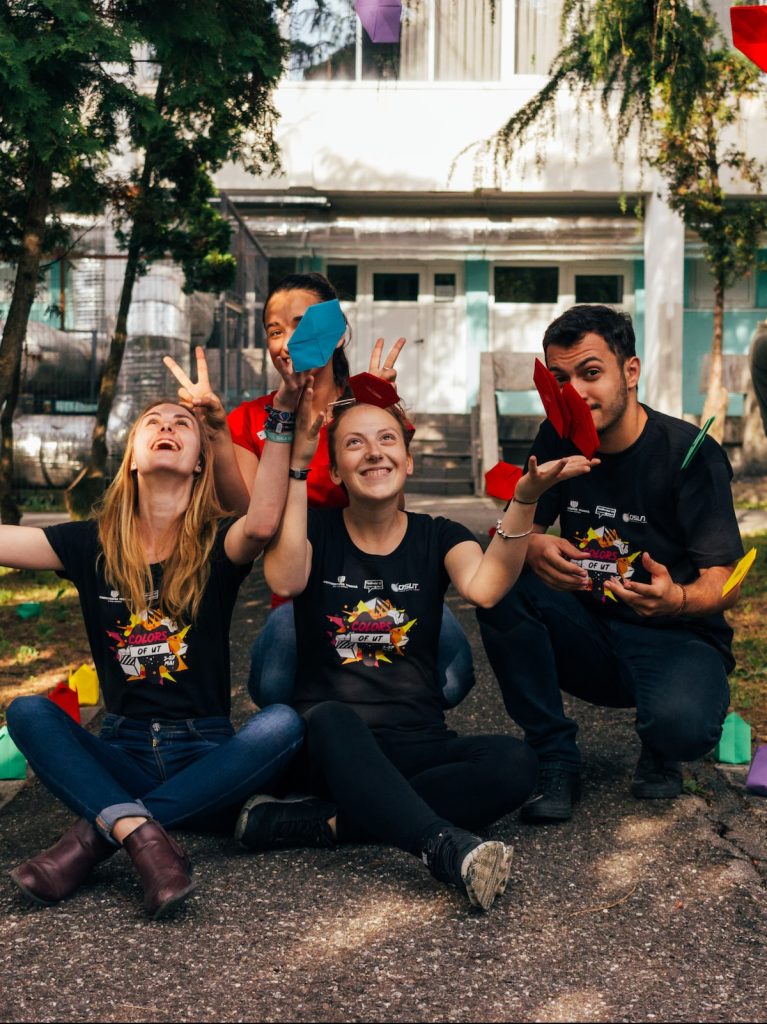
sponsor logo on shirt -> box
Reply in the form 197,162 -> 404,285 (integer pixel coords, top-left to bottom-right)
622,512 -> 647,525
568,500 -> 590,515
323,575 -> 358,589
391,582 -> 420,592
364,579 -> 384,592
99,587 -> 158,605
595,505 -> 616,519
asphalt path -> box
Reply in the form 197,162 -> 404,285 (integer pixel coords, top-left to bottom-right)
1,498 -> 766,1022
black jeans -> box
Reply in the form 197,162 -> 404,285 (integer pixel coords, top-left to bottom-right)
292,701 -> 538,857
477,571 -> 731,770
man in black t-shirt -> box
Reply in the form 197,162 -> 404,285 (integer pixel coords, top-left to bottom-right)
478,305 -> 744,823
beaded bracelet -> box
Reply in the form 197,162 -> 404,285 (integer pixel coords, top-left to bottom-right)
673,583 -> 688,616
264,404 -> 295,442
495,518 -> 534,540
264,428 -> 294,444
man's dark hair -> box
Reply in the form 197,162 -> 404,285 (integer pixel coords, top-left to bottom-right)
542,305 -> 636,364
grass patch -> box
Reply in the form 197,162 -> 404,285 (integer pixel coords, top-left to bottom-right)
729,532 -> 767,744
0,566 -> 90,726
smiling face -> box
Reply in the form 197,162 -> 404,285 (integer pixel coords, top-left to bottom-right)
329,404 -> 413,502
130,403 -> 202,479
545,332 -> 641,438
264,287 -> 345,372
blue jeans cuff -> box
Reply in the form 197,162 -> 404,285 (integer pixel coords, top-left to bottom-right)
96,800 -> 151,843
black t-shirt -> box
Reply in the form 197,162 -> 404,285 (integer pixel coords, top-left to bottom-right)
530,405 -> 744,667
43,519 -> 251,720
293,509 -> 474,734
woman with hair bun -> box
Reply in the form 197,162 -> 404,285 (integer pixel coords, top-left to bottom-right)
235,399 -> 598,911
174,272 -> 475,710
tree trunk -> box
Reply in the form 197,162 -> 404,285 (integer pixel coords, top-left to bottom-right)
0,160 -> 53,524
65,73 -> 166,519
701,274 -> 729,445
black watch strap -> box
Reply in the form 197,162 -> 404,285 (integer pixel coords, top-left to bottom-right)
288,467 -> 310,480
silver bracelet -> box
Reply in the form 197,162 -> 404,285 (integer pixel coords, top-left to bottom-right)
495,518 -> 534,540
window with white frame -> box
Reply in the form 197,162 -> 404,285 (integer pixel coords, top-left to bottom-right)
288,0 -> 501,82
515,0 -> 564,74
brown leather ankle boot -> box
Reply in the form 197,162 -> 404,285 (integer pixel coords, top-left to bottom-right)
122,820 -> 196,920
9,818 -> 116,906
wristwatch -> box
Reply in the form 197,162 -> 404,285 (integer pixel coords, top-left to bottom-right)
288,467 -> 310,480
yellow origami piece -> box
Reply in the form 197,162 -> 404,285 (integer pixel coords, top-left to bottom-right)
68,663 -> 100,706
721,547 -> 757,598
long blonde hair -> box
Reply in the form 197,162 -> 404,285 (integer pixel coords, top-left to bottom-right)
97,400 -> 225,624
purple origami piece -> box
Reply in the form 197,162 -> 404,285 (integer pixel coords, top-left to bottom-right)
355,0 -> 402,44
746,744 -> 767,797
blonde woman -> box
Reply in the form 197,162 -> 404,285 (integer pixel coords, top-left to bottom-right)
5,370 -> 317,919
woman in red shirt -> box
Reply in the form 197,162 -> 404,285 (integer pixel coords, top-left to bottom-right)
168,272 -> 474,709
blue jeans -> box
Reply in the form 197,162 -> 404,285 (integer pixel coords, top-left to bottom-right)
477,571 -> 730,769
249,601 -> 475,709
6,696 -> 304,840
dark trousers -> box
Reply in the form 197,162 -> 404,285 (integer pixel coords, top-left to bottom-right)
292,701 -> 538,856
477,571 -> 730,770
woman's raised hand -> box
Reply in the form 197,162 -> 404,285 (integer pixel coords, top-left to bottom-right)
291,378 -> 324,471
163,346 -> 227,437
515,454 -> 600,504
368,336 -> 406,384
272,353 -> 311,412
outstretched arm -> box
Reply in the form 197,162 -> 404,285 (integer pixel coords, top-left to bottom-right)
0,527 -> 63,571
445,455 -> 599,608
263,389 -> 323,598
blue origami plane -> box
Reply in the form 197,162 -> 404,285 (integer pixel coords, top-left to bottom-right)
287,299 -> 347,372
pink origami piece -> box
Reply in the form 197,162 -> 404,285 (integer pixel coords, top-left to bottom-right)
355,0 -> 402,44
731,6 -> 767,73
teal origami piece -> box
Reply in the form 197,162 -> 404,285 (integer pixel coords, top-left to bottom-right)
17,601 -> 41,620
714,711 -> 752,765
0,725 -> 27,780
287,300 -> 346,372
681,416 -> 715,470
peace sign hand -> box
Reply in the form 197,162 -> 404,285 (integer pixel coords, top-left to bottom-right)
163,346 -> 227,437
368,336 -> 406,384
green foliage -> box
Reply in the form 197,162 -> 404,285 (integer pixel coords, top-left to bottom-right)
111,0 -> 288,291
0,1 -> 136,261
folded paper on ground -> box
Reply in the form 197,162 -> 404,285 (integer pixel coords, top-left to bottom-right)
0,725 -> 27,780
746,744 -> 767,796
714,711 -> 752,765
48,681 -> 81,723
69,663 -> 100,705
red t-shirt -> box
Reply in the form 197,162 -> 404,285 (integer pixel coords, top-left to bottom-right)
228,394 -> 348,608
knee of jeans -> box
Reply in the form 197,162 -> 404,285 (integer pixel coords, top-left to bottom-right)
642,703 -> 725,762
246,704 -> 304,747
6,694 -> 54,739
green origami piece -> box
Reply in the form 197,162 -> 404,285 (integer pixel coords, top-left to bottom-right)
681,416 -> 715,470
0,725 -> 27,780
714,711 -> 752,765
17,601 -> 41,620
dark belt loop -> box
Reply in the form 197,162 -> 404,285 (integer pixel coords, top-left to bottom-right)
186,718 -> 202,739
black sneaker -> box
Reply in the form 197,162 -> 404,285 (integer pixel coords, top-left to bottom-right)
520,762 -> 581,823
421,826 -> 513,911
235,795 -> 336,851
631,744 -> 683,799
